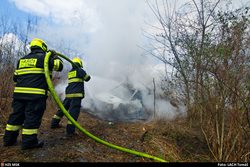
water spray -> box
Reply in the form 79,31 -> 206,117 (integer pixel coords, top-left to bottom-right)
44,51 -> 167,162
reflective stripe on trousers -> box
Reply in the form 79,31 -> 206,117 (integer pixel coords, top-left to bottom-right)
22,128 -> 38,135
53,115 -> 61,120
6,124 -> 22,131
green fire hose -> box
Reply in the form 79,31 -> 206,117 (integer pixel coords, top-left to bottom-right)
44,51 -> 167,162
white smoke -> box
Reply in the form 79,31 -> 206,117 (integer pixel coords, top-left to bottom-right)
10,0 -> 187,121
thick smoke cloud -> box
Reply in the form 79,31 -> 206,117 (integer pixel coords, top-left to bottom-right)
10,0 -> 186,121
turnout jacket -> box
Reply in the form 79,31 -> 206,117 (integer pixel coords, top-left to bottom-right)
13,48 -> 63,100
65,67 -> 90,98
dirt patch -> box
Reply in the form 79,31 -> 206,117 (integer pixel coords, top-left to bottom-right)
0,99 -> 210,162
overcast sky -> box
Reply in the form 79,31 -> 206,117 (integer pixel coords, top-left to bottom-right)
1,0 -> 249,79
1,0 -> 249,76
2,1 -> 149,76
1,0 -> 249,90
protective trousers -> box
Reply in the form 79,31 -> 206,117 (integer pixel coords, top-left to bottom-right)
3,98 -> 46,148
51,98 -> 82,135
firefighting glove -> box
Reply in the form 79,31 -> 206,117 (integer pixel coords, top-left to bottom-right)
49,50 -> 57,57
84,75 -> 91,82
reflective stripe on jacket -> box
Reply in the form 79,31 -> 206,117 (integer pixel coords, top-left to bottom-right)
65,93 -> 84,98
14,87 -> 46,95
65,67 -> 90,98
13,48 -> 63,100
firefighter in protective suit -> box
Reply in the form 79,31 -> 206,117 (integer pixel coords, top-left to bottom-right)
3,38 -> 63,150
50,57 -> 91,137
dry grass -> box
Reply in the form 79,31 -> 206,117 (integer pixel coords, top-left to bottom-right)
0,66 -> 211,162
0,96 -> 211,162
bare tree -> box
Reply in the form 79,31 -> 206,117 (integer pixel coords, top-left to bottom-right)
0,14 -> 37,124
146,0 -> 250,161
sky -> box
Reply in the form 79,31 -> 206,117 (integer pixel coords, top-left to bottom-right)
0,0 -> 29,21
2,0 -> 155,75
1,0 -> 248,69
1,0 -> 248,68
0,0 -> 249,121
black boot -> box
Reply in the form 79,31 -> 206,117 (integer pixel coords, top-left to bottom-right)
51,118 -> 61,129
66,124 -> 75,137
3,130 -> 19,146
21,134 -> 44,150
21,141 -> 44,150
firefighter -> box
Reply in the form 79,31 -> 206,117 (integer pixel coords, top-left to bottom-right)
50,57 -> 91,137
3,38 -> 63,150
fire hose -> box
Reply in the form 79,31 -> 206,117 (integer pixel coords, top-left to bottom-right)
44,51 -> 167,162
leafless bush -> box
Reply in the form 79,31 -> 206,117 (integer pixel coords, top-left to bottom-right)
0,15 -> 36,124
146,0 -> 250,161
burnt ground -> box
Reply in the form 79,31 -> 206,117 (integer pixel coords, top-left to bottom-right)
0,98 -> 211,163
